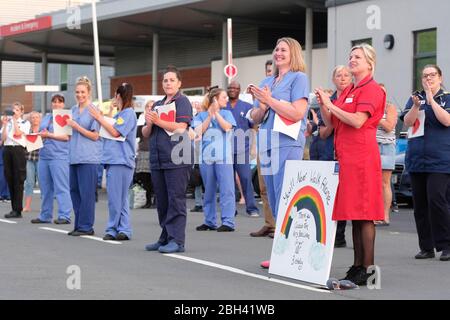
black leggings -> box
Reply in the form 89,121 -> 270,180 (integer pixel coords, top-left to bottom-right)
3,146 -> 27,212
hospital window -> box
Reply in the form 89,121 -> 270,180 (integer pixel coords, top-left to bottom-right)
413,29 -> 437,91
351,38 -> 372,47
181,87 -> 204,96
60,64 -> 68,91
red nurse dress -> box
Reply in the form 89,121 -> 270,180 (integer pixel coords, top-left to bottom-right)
331,75 -> 386,221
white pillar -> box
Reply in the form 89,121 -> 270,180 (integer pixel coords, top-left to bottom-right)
41,52 -> 48,114
92,0 -> 103,105
152,32 -> 159,95
305,8 -> 313,89
0,60 -> 2,111
222,20 -> 228,88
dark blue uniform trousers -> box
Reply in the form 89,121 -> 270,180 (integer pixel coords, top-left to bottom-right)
233,153 -> 259,214
151,166 -> 190,246
70,164 -> 98,232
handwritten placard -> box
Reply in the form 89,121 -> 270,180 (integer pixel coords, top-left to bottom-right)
269,160 -> 339,286
52,109 -> 72,136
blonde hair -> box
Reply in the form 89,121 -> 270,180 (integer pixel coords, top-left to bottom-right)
75,75 -> 92,93
350,43 -> 376,76
29,111 -> 42,118
272,37 -> 306,76
332,65 -> 351,78
12,101 -> 25,113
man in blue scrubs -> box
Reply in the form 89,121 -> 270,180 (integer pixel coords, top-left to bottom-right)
225,81 -> 259,217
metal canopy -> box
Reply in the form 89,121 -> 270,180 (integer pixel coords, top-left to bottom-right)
0,0 -> 327,66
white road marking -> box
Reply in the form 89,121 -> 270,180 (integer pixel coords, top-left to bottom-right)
39,227 -> 122,244
0,218 -> 18,224
165,254 -> 329,294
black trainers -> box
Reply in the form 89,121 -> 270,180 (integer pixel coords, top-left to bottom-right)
54,218 -> 70,224
350,267 -> 371,286
31,218 -> 50,224
216,225 -> 234,232
190,206 -> 203,212
116,233 -> 130,241
4,211 -> 22,219
334,239 -> 347,248
440,250 -> 450,261
196,224 -> 216,231
414,250 -> 435,259
70,230 -> 94,236
103,234 -> 116,241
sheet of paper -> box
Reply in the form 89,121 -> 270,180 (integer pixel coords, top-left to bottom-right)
155,102 -> 176,136
53,109 -> 73,136
99,116 -> 126,142
25,134 -> 43,152
407,110 -> 425,139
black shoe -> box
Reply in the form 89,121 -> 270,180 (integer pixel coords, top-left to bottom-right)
103,234 -> 116,241
440,250 -> 450,261
190,206 -> 203,212
341,265 -> 363,281
116,233 -> 130,241
350,267 -> 371,286
196,224 -> 216,231
217,225 -> 234,232
67,229 -> 77,236
391,202 -> 399,213
70,230 -> 94,236
31,218 -> 50,224
53,218 -> 70,224
334,239 -> 347,248
4,211 -> 22,219
415,250 -> 435,259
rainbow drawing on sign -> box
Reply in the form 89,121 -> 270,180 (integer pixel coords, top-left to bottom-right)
280,185 -> 326,245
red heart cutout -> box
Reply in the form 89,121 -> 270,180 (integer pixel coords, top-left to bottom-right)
278,114 -> 296,126
160,110 -> 175,122
412,119 -> 420,134
55,114 -> 70,127
26,135 -> 38,143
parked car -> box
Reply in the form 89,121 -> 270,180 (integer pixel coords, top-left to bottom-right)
392,132 -> 413,206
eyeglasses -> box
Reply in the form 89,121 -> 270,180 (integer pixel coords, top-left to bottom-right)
422,72 -> 439,79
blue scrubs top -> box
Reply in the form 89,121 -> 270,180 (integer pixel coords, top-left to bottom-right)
255,71 -> 310,152
101,108 -> 137,169
69,104 -> 102,165
149,92 -> 193,170
400,90 -> 450,173
194,109 -> 236,164
224,99 -> 254,155
39,113 -> 69,161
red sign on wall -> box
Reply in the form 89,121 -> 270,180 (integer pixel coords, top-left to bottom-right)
0,16 -> 52,37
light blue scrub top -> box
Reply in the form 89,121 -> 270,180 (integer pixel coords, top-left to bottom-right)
255,71 -> 310,152
193,109 -> 236,164
39,113 -> 69,161
101,108 -> 137,169
69,104 -> 102,165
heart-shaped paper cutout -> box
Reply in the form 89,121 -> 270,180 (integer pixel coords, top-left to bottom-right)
55,114 -> 70,127
160,110 -> 175,122
26,135 -> 38,143
412,119 -> 420,134
278,114 -> 296,126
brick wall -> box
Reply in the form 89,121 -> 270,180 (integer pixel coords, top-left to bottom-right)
110,66 -> 211,97
1,84 -> 33,113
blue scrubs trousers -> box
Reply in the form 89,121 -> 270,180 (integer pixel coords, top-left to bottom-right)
260,147 -> 303,219
70,164 -> 97,232
38,159 -> 72,222
233,153 -> 259,214
200,162 -> 236,228
151,166 -> 191,246
105,165 -> 134,238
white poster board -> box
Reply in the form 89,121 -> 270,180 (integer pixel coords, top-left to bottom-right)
25,134 -> 43,152
269,160 -> 339,286
155,102 -> 176,136
99,117 -> 125,142
407,110 -> 425,139
52,109 -> 72,136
